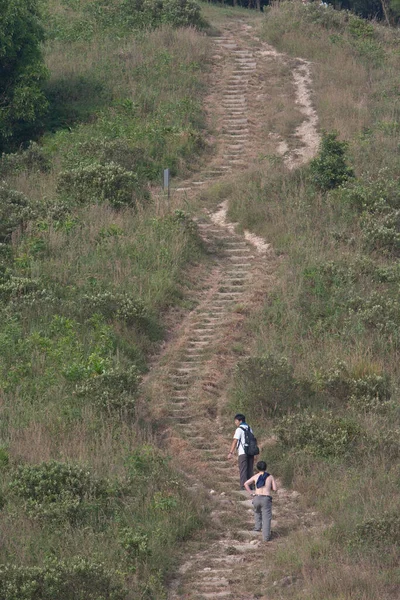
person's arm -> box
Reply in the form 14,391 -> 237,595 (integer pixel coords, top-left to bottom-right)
244,475 -> 256,495
227,436 -> 238,459
271,476 -> 277,492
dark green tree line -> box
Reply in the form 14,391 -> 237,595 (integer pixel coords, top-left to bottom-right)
0,0 -> 48,152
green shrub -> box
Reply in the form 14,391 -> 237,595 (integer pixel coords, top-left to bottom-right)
354,510 -> 400,545
93,0 -> 205,29
9,461 -> 110,524
301,2 -> 345,31
0,557 -> 126,600
118,527 -> 151,567
80,291 -> 149,326
74,365 -> 140,412
318,361 -> 391,410
310,131 -> 354,191
0,142 -> 50,176
339,171 -> 400,212
232,354 -> 308,420
0,274 -> 41,302
361,207 -> 400,256
57,162 -> 150,210
160,0 -> 204,28
65,138 -> 151,179
0,185 -> 35,243
275,411 -> 362,458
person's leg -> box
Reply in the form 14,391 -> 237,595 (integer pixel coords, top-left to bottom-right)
238,454 -> 248,488
261,496 -> 272,541
247,455 -> 254,480
252,496 -> 262,531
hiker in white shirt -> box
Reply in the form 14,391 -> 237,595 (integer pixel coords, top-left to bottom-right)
244,461 -> 277,541
227,413 -> 255,489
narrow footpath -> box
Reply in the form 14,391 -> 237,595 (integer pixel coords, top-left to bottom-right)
142,14 -> 320,600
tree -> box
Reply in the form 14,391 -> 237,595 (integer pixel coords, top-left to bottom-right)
0,0 -> 48,151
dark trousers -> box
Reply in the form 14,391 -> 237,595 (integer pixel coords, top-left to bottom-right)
238,454 -> 254,487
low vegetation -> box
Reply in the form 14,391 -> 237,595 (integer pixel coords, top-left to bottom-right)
0,0 -> 210,597
227,3 -> 400,598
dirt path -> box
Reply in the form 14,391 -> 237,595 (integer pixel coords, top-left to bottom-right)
142,15 -> 320,600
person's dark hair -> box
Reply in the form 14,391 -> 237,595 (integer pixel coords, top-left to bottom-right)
256,461 -> 267,471
234,413 -> 245,422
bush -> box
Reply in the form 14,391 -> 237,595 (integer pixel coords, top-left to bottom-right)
354,510 -> 400,545
319,361 -> 391,410
0,557 -> 126,600
275,411 -> 362,458
339,171 -> 400,212
9,461 -> 111,524
0,185 -> 35,243
91,0 -> 205,30
232,354 -> 308,420
57,162 -> 150,210
361,207 -> 400,256
161,0 -> 204,28
310,131 -> 354,191
80,291 -> 149,326
118,527 -> 151,569
0,143 -> 51,176
64,138 -> 151,179
74,365 -> 140,412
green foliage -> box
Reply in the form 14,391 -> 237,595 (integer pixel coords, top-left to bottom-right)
318,361 -> 391,410
310,131 -> 354,191
298,258 -> 400,346
79,292 -> 149,326
275,411 -> 362,458
118,527 -> 151,564
0,143 -> 51,177
0,314 -> 118,404
0,185 -> 35,243
361,207 -> 400,256
0,0 -> 49,150
57,162 -> 150,210
46,0 -> 206,41
0,557 -> 126,600
75,365 -> 140,412
89,0 -> 205,31
159,0 -> 204,27
232,354 -> 308,420
354,510 -> 400,545
9,461 -> 111,524
339,171 -> 400,212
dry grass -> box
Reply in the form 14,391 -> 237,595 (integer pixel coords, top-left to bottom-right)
219,4 -> 400,598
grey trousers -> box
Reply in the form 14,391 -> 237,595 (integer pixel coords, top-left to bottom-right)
238,454 -> 254,487
252,495 -> 272,541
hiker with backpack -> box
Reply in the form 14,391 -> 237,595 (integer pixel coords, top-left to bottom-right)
227,413 -> 259,489
244,461 -> 277,542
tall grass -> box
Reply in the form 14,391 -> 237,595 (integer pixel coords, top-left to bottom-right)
227,3 -> 400,598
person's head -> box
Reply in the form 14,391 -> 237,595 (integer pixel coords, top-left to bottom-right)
234,413 -> 246,426
256,461 -> 267,472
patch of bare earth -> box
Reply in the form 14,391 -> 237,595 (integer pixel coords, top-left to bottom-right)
140,14 -> 320,600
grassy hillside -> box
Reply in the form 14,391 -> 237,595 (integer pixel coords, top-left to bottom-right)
0,1 -> 211,598
227,3 -> 400,598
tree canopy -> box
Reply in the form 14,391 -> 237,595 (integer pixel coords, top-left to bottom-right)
0,0 -> 48,151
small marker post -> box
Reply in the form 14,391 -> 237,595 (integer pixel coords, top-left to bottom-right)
163,168 -> 170,211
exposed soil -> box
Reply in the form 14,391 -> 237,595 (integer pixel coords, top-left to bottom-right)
141,13 -> 320,600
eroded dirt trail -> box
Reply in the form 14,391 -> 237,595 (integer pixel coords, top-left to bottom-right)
142,16 -> 320,600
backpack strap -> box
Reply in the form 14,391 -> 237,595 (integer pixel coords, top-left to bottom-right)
238,424 -> 248,449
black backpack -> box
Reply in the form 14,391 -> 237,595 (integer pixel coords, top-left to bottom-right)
239,425 -> 260,456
